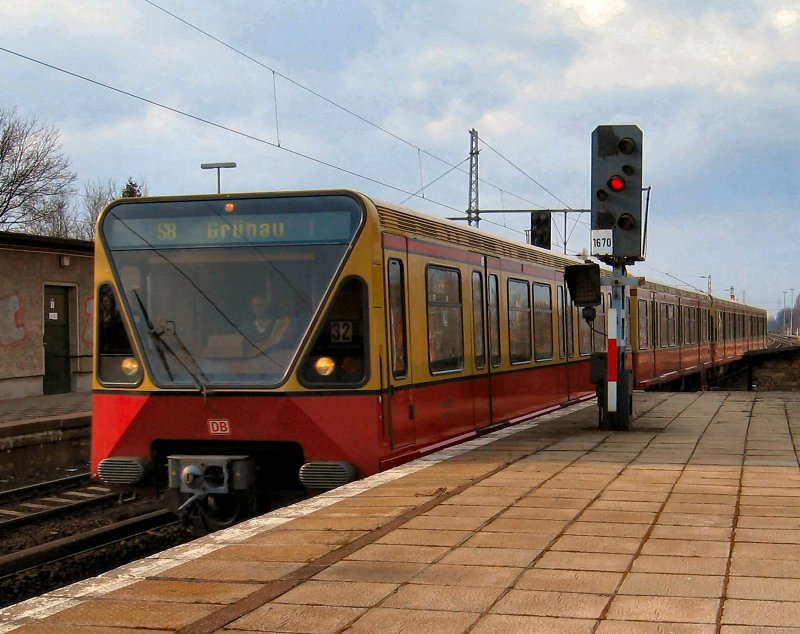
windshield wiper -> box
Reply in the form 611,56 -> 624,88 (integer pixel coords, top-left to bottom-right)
131,290 -> 210,394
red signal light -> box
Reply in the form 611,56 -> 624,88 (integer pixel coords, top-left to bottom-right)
608,175 -> 625,192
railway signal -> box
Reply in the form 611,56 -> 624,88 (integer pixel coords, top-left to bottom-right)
530,211 -> 551,250
591,125 -> 643,261
589,124 -> 644,432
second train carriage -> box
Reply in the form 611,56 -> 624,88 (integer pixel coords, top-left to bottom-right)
631,281 -> 767,389
91,190 -> 767,529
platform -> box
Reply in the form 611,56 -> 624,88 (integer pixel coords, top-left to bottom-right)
2,390 -> 799,633
0,391 -> 91,429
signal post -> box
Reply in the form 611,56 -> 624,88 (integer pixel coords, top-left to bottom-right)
590,124 -> 644,431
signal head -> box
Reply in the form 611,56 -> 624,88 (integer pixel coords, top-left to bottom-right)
590,124 -> 644,261
618,137 -> 637,155
607,175 -> 625,192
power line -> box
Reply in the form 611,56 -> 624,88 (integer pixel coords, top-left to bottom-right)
477,135 -> 573,209
399,158 -> 470,206
140,0 -> 549,221
142,0 -> 459,169
0,45 -> 467,217
475,134 -> 592,247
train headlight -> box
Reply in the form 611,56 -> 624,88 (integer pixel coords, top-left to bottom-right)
314,356 -> 336,377
121,357 -> 141,377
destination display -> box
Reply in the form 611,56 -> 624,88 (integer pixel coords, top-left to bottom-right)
102,197 -> 363,249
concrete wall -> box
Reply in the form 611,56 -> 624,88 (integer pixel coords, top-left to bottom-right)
0,234 -> 94,399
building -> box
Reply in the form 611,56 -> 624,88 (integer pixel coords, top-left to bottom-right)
0,232 -> 94,399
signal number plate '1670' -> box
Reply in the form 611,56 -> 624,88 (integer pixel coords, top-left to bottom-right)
591,230 -> 613,256
208,419 -> 231,435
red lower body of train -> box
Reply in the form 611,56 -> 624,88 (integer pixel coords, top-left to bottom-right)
92,362 -> 595,529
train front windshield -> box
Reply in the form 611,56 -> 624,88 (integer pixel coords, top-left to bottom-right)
99,194 -> 364,388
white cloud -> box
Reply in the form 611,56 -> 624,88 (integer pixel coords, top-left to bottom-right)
773,7 -> 799,29
553,0 -> 627,28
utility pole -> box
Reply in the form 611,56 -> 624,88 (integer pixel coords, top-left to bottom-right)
792,288 -> 795,335
467,129 -> 479,227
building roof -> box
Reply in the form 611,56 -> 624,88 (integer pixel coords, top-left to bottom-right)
0,231 -> 94,255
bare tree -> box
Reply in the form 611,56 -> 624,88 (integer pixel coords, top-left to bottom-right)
0,107 -> 77,231
82,178 -> 118,240
80,176 -> 148,239
17,192 -> 87,239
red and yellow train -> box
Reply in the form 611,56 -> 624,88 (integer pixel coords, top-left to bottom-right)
92,190 -> 767,529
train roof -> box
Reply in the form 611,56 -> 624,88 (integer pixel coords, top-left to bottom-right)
365,193 -> 766,317
366,193 -> 586,271
100,189 -> 765,318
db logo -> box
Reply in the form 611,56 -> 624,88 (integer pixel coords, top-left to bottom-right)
208,419 -> 231,435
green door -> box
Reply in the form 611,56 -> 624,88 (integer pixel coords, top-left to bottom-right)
43,286 -> 71,394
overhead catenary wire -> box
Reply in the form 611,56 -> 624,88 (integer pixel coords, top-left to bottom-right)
0,46 -> 545,243
477,135 -> 573,210
140,0 -> 551,219
476,134 -> 591,248
0,45 -> 467,217
0,46 -> 542,243
142,0 -> 446,164
4,4 -> 583,244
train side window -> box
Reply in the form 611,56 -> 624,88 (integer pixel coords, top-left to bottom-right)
593,294 -> 607,353
578,303 -> 592,356
700,308 -> 708,344
508,280 -> 533,363
97,283 -> 140,385
488,274 -> 501,367
668,304 -> 677,347
652,299 -> 659,348
508,279 -> 532,364
387,259 -> 407,379
659,303 -> 668,348
472,271 -> 486,370
558,285 -> 570,359
625,297 -> 632,352
638,299 -> 649,349
426,265 -> 464,373
533,283 -> 553,361
299,277 -> 368,387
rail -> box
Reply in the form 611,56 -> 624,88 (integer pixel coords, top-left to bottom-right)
0,473 -> 117,530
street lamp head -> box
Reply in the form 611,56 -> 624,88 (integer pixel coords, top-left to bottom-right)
200,162 -> 237,194
201,162 -> 237,169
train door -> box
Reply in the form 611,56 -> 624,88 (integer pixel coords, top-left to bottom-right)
43,285 -> 72,394
384,244 -> 415,449
553,284 -> 571,402
559,286 -> 577,401
635,292 -> 655,384
473,256 -> 499,429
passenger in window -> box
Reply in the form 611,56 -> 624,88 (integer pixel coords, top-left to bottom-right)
242,294 -> 296,353
242,294 -> 272,342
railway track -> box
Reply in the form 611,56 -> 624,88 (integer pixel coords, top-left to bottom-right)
0,473 -> 118,530
0,508 -> 178,581
767,333 -> 800,350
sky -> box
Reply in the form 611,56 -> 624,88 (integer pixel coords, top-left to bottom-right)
1,0 -> 798,319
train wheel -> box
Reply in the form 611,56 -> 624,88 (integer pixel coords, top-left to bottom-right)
192,492 -> 252,535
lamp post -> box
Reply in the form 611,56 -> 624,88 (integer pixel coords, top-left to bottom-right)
700,275 -> 711,295
792,288 -> 795,335
783,291 -> 788,334
201,162 -> 237,194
